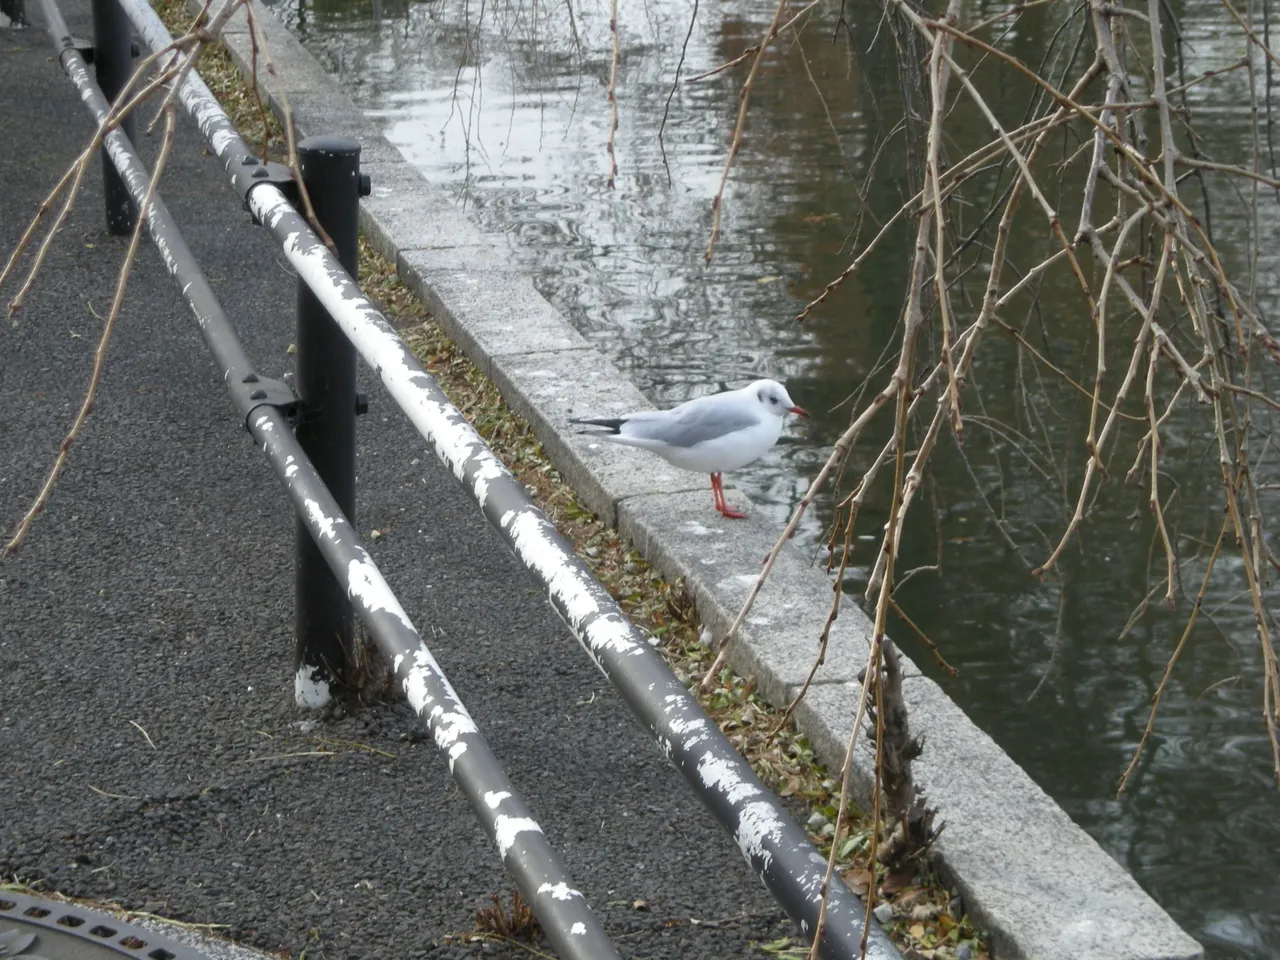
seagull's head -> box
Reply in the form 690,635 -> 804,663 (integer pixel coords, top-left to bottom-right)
752,379 -> 809,419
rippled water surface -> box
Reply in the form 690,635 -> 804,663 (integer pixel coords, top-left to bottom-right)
271,0 -> 1279,953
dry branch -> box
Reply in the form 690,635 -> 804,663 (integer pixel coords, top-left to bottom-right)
6,106 -> 180,555
707,2 -> 1280,910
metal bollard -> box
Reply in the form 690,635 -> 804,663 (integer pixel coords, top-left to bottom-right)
293,136 -> 367,708
1,0 -> 28,27
89,0 -> 137,233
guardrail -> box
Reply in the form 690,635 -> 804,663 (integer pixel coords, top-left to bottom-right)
36,3 -> 621,956
31,0 -> 901,955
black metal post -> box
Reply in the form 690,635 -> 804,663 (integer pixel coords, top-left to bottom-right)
89,0 -> 136,234
293,136 -> 361,707
1,0 -> 27,27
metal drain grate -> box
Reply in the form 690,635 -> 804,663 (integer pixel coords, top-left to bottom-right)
0,890 -> 219,959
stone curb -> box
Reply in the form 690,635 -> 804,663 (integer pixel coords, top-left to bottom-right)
134,918 -> 281,960
193,5 -> 1204,958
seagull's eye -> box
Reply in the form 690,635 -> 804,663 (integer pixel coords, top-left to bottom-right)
769,395 -> 779,404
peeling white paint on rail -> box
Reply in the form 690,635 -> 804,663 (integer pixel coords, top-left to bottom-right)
346,553 -> 416,633
494,815 -> 544,859
500,509 -> 641,659
696,751 -> 764,807
665,696 -> 707,731
117,0 -> 244,163
306,498 -> 338,541
250,413 -> 570,895
733,801 -> 788,876
537,882 -> 583,902
472,458 -> 508,509
428,703 -> 480,747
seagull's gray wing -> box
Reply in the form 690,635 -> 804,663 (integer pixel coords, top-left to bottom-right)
621,401 -> 759,448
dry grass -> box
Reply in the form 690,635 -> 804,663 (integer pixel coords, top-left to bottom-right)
145,1 -> 988,954
473,890 -> 540,941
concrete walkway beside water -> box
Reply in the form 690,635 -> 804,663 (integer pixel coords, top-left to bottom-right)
0,6 -> 797,957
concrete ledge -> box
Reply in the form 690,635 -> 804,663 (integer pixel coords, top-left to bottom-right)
360,163 -> 492,265
617,491 -> 895,706
396,265 -> 591,370
194,3 -> 1205,957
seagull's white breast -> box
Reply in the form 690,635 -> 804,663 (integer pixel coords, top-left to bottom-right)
655,412 -> 783,473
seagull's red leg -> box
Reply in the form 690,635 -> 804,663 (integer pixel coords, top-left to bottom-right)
709,473 -> 724,513
712,472 -> 747,519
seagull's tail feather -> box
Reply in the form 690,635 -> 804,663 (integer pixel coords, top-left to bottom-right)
569,416 -> 626,435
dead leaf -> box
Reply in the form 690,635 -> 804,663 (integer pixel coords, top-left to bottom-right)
842,868 -> 872,896
881,869 -> 913,895
894,886 -> 928,907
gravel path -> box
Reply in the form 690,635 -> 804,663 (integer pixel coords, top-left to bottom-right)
0,10 -> 794,957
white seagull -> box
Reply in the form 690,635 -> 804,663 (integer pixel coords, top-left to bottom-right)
571,378 -> 809,519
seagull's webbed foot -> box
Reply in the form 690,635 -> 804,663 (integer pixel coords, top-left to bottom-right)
709,473 -> 748,520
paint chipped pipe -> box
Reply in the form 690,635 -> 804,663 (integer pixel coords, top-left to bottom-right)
248,413 -> 622,960
38,6 -> 620,955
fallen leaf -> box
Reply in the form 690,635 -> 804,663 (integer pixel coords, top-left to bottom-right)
881,869 -> 913,895
911,903 -> 942,921
842,868 -> 872,896
894,886 -> 929,908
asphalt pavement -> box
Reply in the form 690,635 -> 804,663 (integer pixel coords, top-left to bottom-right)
0,6 -> 794,957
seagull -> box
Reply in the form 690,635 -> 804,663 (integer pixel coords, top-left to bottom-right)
571,378 -> 809,519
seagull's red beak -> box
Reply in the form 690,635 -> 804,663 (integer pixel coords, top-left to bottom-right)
788,405 -> 810,418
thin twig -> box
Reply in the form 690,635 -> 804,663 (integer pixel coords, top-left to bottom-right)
606,0 -> 620,188
703,0 -> 790,263
657,0 -> 697,186
6,106 -> 180,555
1117,520 -> 1228,794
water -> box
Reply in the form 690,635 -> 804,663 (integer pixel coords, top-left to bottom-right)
271,0 -> 1279,953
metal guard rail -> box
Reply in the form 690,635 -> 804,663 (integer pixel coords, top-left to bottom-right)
37,4 -> 621,957
45,0 -> 900,953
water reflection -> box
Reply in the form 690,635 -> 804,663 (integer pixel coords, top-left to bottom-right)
273,0 -> 1279,954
